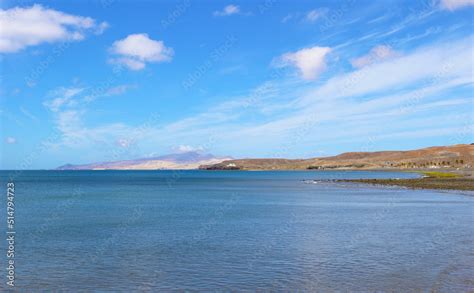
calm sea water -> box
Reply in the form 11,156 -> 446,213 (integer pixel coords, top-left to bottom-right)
0,170 -> 472,291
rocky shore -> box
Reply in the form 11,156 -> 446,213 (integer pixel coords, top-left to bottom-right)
339,174 -> 474,191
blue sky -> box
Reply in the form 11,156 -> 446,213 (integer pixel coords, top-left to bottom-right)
0,0 -> 473,169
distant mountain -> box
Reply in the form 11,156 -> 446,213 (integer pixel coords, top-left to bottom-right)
200,144 -> 474,171
56,152 -> 232,170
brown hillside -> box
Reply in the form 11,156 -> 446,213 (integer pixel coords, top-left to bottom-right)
200,144 -> 474,171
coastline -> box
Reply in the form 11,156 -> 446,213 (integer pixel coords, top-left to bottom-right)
338,172 -> 474,192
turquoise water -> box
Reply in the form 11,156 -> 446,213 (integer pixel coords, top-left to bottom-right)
0,170 -> 472,291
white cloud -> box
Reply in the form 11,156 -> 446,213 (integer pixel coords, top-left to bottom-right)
109,33 -> 173,70
45,84 -> 134,114
42,84 -> 153,151
174,145 -> 205,153
351,45 -> 398,68
43,87 -> 85,112
305,9 -> 325,22
278,46 -> 332,80
214,5 -> 240,16
439,0 -> 474,10
5,137 -> 16,144
0,4 -> 108,53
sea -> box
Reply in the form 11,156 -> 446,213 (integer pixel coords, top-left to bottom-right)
0,170 -> 472,291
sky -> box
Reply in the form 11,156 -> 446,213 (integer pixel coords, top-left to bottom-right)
0,0 -> 473,169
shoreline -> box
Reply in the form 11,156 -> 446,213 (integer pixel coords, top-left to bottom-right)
338,177 -> 474,192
